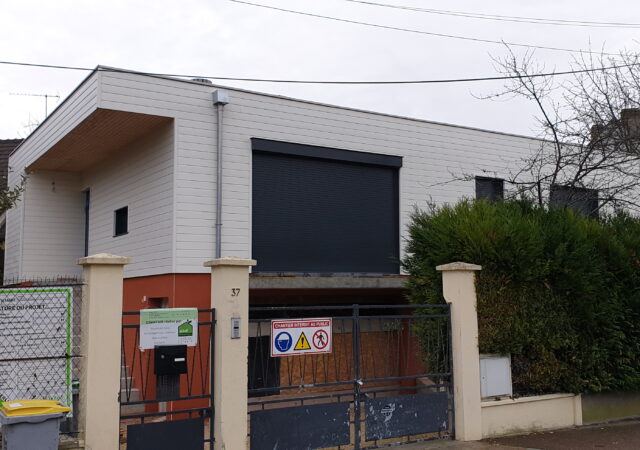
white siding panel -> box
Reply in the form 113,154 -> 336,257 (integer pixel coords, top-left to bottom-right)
4,200 -> 23,280
97,73 -> 218,272
6,70 -> 542,279
96,72 -> 537,274
4,73 -> 99,280
197,88 -> 537,273
82,122 -> 175,278
19,171 -> 84,279
224,91 -> 536,272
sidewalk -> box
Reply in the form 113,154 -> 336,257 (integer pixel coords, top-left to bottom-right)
393,441 -> 519,449
395,418 -> 640,449
488,418 -> 640,449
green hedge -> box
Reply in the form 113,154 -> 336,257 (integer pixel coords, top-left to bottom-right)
402,200 -> 640,394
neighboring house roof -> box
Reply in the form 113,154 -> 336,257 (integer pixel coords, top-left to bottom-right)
0,139 -> 22,190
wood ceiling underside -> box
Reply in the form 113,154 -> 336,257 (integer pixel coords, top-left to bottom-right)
28,108 -> 173,172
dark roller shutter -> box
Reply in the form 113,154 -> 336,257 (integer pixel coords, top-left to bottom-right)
252,139 -> 401,274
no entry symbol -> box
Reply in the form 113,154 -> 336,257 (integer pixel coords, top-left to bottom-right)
313,330 -> 329,350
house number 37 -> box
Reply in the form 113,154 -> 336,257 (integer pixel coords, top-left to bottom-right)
231,288 -> 241,297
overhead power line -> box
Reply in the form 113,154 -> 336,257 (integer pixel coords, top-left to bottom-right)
1,59 -> 638,85
344,0 -> 640,29
229,0 -> 618,55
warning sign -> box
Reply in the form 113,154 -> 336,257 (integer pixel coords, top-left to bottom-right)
271,318 -> 332,357
294,332 -> 311,350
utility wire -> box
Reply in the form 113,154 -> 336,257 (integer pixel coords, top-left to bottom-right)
344,0 -> 640,29
229,0 -> 619,56
1,59 -> 638,85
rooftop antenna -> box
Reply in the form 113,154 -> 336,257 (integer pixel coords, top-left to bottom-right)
10,92 -> 60,117
19,112 -> 40,137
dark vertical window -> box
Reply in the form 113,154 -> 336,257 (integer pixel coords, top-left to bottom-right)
83,190 -> 90,256
550,185 -> 599,218
114,206 -> 128,236
475,177 -> 504,202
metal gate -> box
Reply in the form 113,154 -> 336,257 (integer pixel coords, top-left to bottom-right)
119,308 -> 215,450
248,304 -> 453,449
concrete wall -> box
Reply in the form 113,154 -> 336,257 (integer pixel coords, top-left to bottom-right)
582,392 -> 640,424
481,394 -> 582,438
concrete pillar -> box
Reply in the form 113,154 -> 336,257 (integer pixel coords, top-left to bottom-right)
436,262 -> 483,441
204,257 -> 256,450
77,253 -> 131,450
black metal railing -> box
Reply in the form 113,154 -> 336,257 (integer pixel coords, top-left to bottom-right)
247,304 -> 453,449
120,308 -> 215,447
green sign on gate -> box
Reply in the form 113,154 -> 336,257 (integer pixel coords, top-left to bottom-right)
139,308 -> 198,350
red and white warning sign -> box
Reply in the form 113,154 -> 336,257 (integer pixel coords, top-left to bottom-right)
270,318 -> 332,357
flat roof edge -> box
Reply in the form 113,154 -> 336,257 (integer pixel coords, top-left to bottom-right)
9,68 -> 101,159
95,65 -> 543,142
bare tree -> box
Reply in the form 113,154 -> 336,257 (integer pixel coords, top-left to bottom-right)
481,47 -> 640,214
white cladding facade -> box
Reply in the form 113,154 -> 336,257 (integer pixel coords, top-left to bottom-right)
5,69 -> 540,280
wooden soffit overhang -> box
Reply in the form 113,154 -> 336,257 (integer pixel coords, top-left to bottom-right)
27,108 -> 173,172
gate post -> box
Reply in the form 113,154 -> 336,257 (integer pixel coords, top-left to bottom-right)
77,253 -> 131,450
204,257 -> 256,450
436,262 -> 483,441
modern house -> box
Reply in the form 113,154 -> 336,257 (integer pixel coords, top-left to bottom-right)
4,67 -> 540,309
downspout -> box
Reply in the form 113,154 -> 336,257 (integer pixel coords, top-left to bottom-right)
213,90 -> 229,259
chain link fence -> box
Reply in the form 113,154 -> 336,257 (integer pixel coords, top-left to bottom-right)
0,277 -> 84,436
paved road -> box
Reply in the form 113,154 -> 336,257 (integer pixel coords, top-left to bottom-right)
396,419 -> 640,449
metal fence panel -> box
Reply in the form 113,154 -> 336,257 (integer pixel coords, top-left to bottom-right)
0,278 -> 84,438
248,304 -> 453,449
250,402 -> 351,450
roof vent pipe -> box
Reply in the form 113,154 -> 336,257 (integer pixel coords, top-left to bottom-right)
192,78 -> 213,85
213,90 -> 229,259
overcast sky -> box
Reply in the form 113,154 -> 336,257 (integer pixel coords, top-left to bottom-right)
1,0 -> 638,139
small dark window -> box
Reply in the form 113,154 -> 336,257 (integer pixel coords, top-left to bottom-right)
475,177 -> 504,202
114,206 -> 128,236
148,297 -> 168,309
550,185 -> 599,218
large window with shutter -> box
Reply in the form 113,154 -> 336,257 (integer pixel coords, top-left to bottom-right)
251,139 -> 401,274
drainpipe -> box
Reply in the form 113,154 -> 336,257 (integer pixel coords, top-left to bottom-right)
213,90 -> 229,259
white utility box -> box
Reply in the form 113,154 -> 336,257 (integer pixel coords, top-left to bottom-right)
480,354 -> 513,399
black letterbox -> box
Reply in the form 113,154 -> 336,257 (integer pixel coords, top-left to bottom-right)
154,345 -> 187,376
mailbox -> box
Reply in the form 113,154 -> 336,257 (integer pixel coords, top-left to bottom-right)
154,345 -> 188,376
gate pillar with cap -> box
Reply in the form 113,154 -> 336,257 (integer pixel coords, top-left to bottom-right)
204,257 -> 256,450
437,262 -> 483,441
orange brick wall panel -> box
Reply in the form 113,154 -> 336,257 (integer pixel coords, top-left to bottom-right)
121,274 -> 212,414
